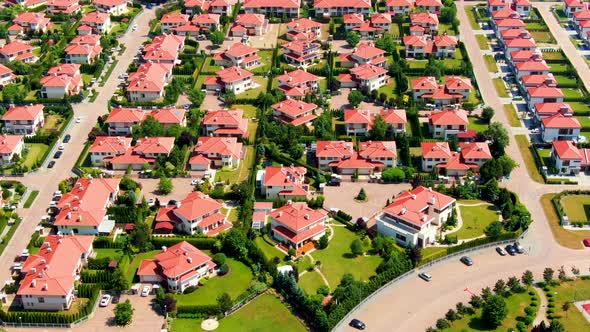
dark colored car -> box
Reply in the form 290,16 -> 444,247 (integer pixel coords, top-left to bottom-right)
505,244 -> 517,256
63,134 -> 71,143
47,161 -> 55,168
349,319 -> 366,330
167,200 -> 178,206
54,151 -> 62,159
460,256 -> 473,266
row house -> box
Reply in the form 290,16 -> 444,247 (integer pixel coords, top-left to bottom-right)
427,108 -> 469,139
286,18 -> 322,41
65,34 -> 103,64
564,0 -> 586,17
2,104 -> 44,136
535,102 -> 574,120
550,140 -> 590,174
339,43 -> 388,68
526,85 -> 564,111
541,113 -> 581,142
0,135 -> 24,165
0,41 -> 36,63
492,8 -> 521,22
276,69 -> 321,98
155,191 -> 231,236
376,186 -> 455,247
127,62 -> 173,102
282,40 -> 322,67
101,136 -> 176,170
79,12 -> 111,34
412,76 -> 472,105
143,34 -> 185,64
243,0 -> 300,18
573,10 -> 590,40
160,13 -> 190,34
488,0 -> 531,17
231,13 -> 268,37
0,64 -> 16,87
204,66 -> 255,95
94,0 -> 128,16
504,36 -> 537,55
403,34 -> 458,58
494,18 -> 526,38
270,202 -> 328,252
344,108 -> 407,135
515,58 -> 550,80
386,0 -> 414,15
54,177 -> 120,235
213,43 -> 261,70
41,64 -> 82,99
314,0 -> 371,17
415,0 -> 443,14
271,99 -> 318,127
138,241 -> 216,292
105,107 -> 186,135
189,136 -> 243,171
17,235 -> 93,311
261,166 -> 309,200
9,12 -> 50,36
47,0 -> 80,14
339,64 -> 389,92
202,108 -> 249,139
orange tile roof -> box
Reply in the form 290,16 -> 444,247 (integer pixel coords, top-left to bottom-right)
133,136 -> 175,155
244,0 -> 300,8
359,141 -> 397,159
428,109 -> 468,126
422,141 -> 452,159
216,66 -> 254,83
276,69 -> 320,86
137,241 -> 213,279
270,202 -> 327,232
271,99 -> 317,118
2,104 -> 43,121
315,0 -> 370,8
552,140 -> 582,160
384,186 -> 454,227
105,107 -> 146,123
264,165 -> 306,186
380,108 -> 407,124
194,136 -> 242,160
541,113 -> 581,129
89,136 -> 132,154
316,140 -> 354,158
0,135 -> 23,154
460,142 -> 492,160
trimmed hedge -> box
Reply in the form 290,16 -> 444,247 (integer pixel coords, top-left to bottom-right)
151,236 -> 216,250
551,190 -> 590,224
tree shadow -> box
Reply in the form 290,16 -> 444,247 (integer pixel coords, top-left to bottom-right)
342,253 -> 356,259
467,316 -> 491,331
583,204 -> 590,221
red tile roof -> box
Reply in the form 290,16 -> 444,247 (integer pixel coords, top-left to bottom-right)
194,136 -> 242,160
521,74 -> 556,87
105,107 -> 146,123
535,102 -> 574,117
314,0 -> 370,8
2,104 -> 43,121
149,108 -> 186,125
127,62 -> 172,92
235,13 -> 265,26
541,113 -> 581,129
287,18 -> 322,31
460,142 -> 492,160
412,76 -> 438,90
433,34 -> 458,47
316,140 -> 354,158
415,0 -> 442,6
350,63 -> 388,80
384,186 -> 455,227
271,99 -> 317,118
94,0 -> 127,6
89,136 -> 132,154
161,13 -> 190,24
410,12 -> 439,25
528,85 -> 564,98
0,134 -> 23,154
495,18 -> 526,28
270,202 -> 327,232
345,109 -> 373,124
133,136 -> 175,155
380,108 -> 407,124
428,109 -> 468,126
192,13 -> 220,25
445,76 -> 472,90
137,241 -> 213,279
276,69 -> 320,86
143,35 -> 185,62
552,140 -> 582,160
167,191 -> 222,222
244,0 -> 300,8
0,41 -> 33,56
264,165 -> 306,186
359,141 -> 397,159
343,13 -> 365,24
387,0 -> 413,6
216,66 -> 254,83
81,12 -> 109,24
203,108 -> 245,126
421,141 -> 452,159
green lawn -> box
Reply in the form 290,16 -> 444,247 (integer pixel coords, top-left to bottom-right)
40,114 -> 64,135
554,75 -> 578,87
549,63 -> 569,74
493,78 -> 509,98
255,236 -> 285,260
378,81 -> 398,99
441,288 -> 536,332
525,22 -> 548,31
476,34 -> 489,50
173,258 -> 253,306
560,195 -> 590,221
563,89 -> 584,99
238,76 -> 267,99
548,279 -> 590,331
456,200 -> 499,240
215,145 -> 254,184
126,250 -> 160,283
94,248 -> 125,261
408,60 -> 428,69
170,294 -> 307,332
23,190 -> 39,208
515,135 -> 544,183
82,73 -> 93,86
483,55 -> 498,73
299,271 -> 326,295
202,57 -> 221,74
467,117 -> 489,132
570,101 -> 590,114
530,31 -> 554,43
421,247 -> 447,262
576,115 -> 590,129
439,23 -> 456,36
312,226 -> 382,287
541,193 -> 590,249
232,104 -> 257,118
537,147 -> 551,166
504,104 -> 521,127
542,51 -> 566,61
465,5 -> 480,30
22,143 -> 49,169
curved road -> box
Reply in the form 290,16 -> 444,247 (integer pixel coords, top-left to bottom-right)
336,2 -> 590,331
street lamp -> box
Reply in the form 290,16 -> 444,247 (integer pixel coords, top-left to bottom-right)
164,304 -> 168,320
18,316 -> 21,327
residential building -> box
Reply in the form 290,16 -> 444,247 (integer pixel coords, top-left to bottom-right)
573,10 -> 590,39
252,202 -> 273,230
80,12 -> 111,34
526,85 -> 565,111
412,76 -> 471,105
54,177 -> 120,235
269,202 -> 328,251
338,43 -> 387,68
2,104 -> 44,136
201,109 -> 249,139
41,64 -> 83,99
404,34 -> 458,58
541,113 -> 581,142
376,186 -> 456,247
184,0 -> 210,14
89,136 -> 133,165
380,108 -> 408,134
106,137 -> 175,170
421,141 -> 452,171
137,241 -> 215,292
93,0 -> 128,15
316,140 -> 354,169
276,69 -> 320,98
0,135 -> 24,165
232,13 -> 267,36
359,140 -> 397,168
143,34 -> 185,64
10,12 -> 51,34
65,34 -> 103,64
344,109 -> 373,135
428,109 -> 469,139
192,13 -> 221,31
47,0 -> 80,14
17,235 -> 93,311
0,64 -> 16,87
286,18 -> 322,41
535,102 -> 574,120
243,0 -> 300,18
209,0 -> 232,15
371,13 -> 392,32
488,0 -> 510,13
339,64 -> 389,92
213,43 -> 261,69
127,62 -> 173,102
9,0 -> 47,8
415,0 -> 443,14
314,0 -> 371,17
261,166 -> 309,200
204,66 -> 255,95
271,99 -> 318,126
0,41 -> 36,63
282,40 -> 322,67
515,0 -> 532,17
550,140 -> 589,174
189,136 -> 243,170
155,191 -> 231,236
104,107 -> 186,135
458,142 -> 493,168
564,0 -> 586,17
386,0 -> 413,15
160,13 -> 190,34
494,18 -> 526,36
410,12 -> 439,34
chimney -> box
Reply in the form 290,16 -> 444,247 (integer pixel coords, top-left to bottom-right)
42,283 -> 48,291
421,215 -> 427,222
304,214 -> 310,220
77,215 -> 82,222
187,257 -> 192,263
67,212 -> 72,219
31,279 -> 36,288
175,201 -> 181,208
162,246 -> 167,252
400,207 -> 407,215
278,212 -> 282,217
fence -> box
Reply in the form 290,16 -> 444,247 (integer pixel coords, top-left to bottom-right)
332,232 -> 527,331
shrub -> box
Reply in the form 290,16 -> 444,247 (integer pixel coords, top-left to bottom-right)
528,291 -> 535,296
218,263 -> 229,276
436,318 -> 450,329
547,303 -> 554,308
523,315 -> 534,325
198,278 -> 208,286
524,306 -> 535,316
516,321 -> 526,332
530,301 -> 537,307
547,308 -> 554,314
183,286 -> 197,294
213,253 -> 227,265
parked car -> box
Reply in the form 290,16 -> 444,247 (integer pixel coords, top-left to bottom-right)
76,117 -> 81,123
54,151 -> 62,159
141,286 -> 151,297
167,200 -> 178,206
505,244 -> 517,256
111,295 -> 120,304
496,246 -> 507,256
99,294 -> 111,307
148,198 -> 156,206
191,179 -> 204,186
47,161 -> 55,168
514,242 -> 525,254
349,319 -> 366,330
2,204 -> 16,210
58,144 -> 65,150
63,134 -> 71,143
418,272 -> 432,282
460,256 -> 474,266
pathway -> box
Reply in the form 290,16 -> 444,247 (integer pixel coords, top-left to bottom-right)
533,284 -> 549,326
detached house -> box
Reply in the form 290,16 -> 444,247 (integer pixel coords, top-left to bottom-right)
488,0 -> 510,13
270,202 -> 328,252
160,13 -> 190,34
314,0 -> 371,17
286,18 -> 322,41
550,140 -> 590,174
189,136 -> 243,171
107,137 -> 175,170
282,40 -> 322,67
276,69 -> 321,98
535,102 -> 574,120
47,0 -> 80,14
344,109 -> 373,135
316,140 -> 354,169
143,34 -> 185,64
410,12 -> 439,34
339,64 -> 389,92
65,35 -> 103,64
541,113 -> 581,142
54,177 -> 120,235
252,202 -> 273,230
202,109 -> 249,139
428,109 -> 469,139
127,62 -> 173,102
2,104 -> 44,136
155,191 -> 231,236
415,0 -> 443,14
573,10 -> 590,39
209,0 -> 232,15
213,43 -> 261,69
564,0 -> 586,17
80,12 -> 111,34
232,13 -> 267,37
380,108 -> 408,134
0,135 -> 24,165
17,235 -> 94,311
138,241 -> 215,293
0,64 -> 16,87
89,136 -> 133,165
421,141 -> 452,171
261,166 -> 309,200
243,0 -> 300,18
386,0 -> 413,15
10,12 -> 51,35
515,0 -> 532,17
404,34 -> 458,58
41,64 -> 82,99
526,85 -> 564,111
94,0 -> 128,15
204,66 -> 255,95
0,41 -> 36,63
192,13 -> 221,32
412,76 -> 471,105
105,107 -> 185,135
271,99 -> 318,126
338,43 -> 387,68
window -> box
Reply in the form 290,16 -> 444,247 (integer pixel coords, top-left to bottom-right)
395,233 -> 406,241
38,297 -> 45,303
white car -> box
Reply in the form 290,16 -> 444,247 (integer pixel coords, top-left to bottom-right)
2,204 -> 16,210
132,24 -> 138,31
58,144 -> 65,150
141,285 -> 151,297
76,117 -> 81,123
99,294 -> 111,307
148,198 -> 155,206
191,179 -> 204,186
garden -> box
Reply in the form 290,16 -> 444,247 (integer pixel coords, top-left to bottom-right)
455,200 -> 500,240
542,276 -> 590,331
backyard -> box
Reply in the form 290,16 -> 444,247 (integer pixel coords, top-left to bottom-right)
560,195 -> 590,221
215,145 -> 255,184
456,200 -> 499,240
21,143 -> 49,169
467,117 -> 489,132
94,248 -> 125,261
541,193 -> 590,249
238,77 -> 268,99
173,258 -> 253,306
299,271 -> 326,295
169,294 -> 306,332
126,250 -> 160,283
